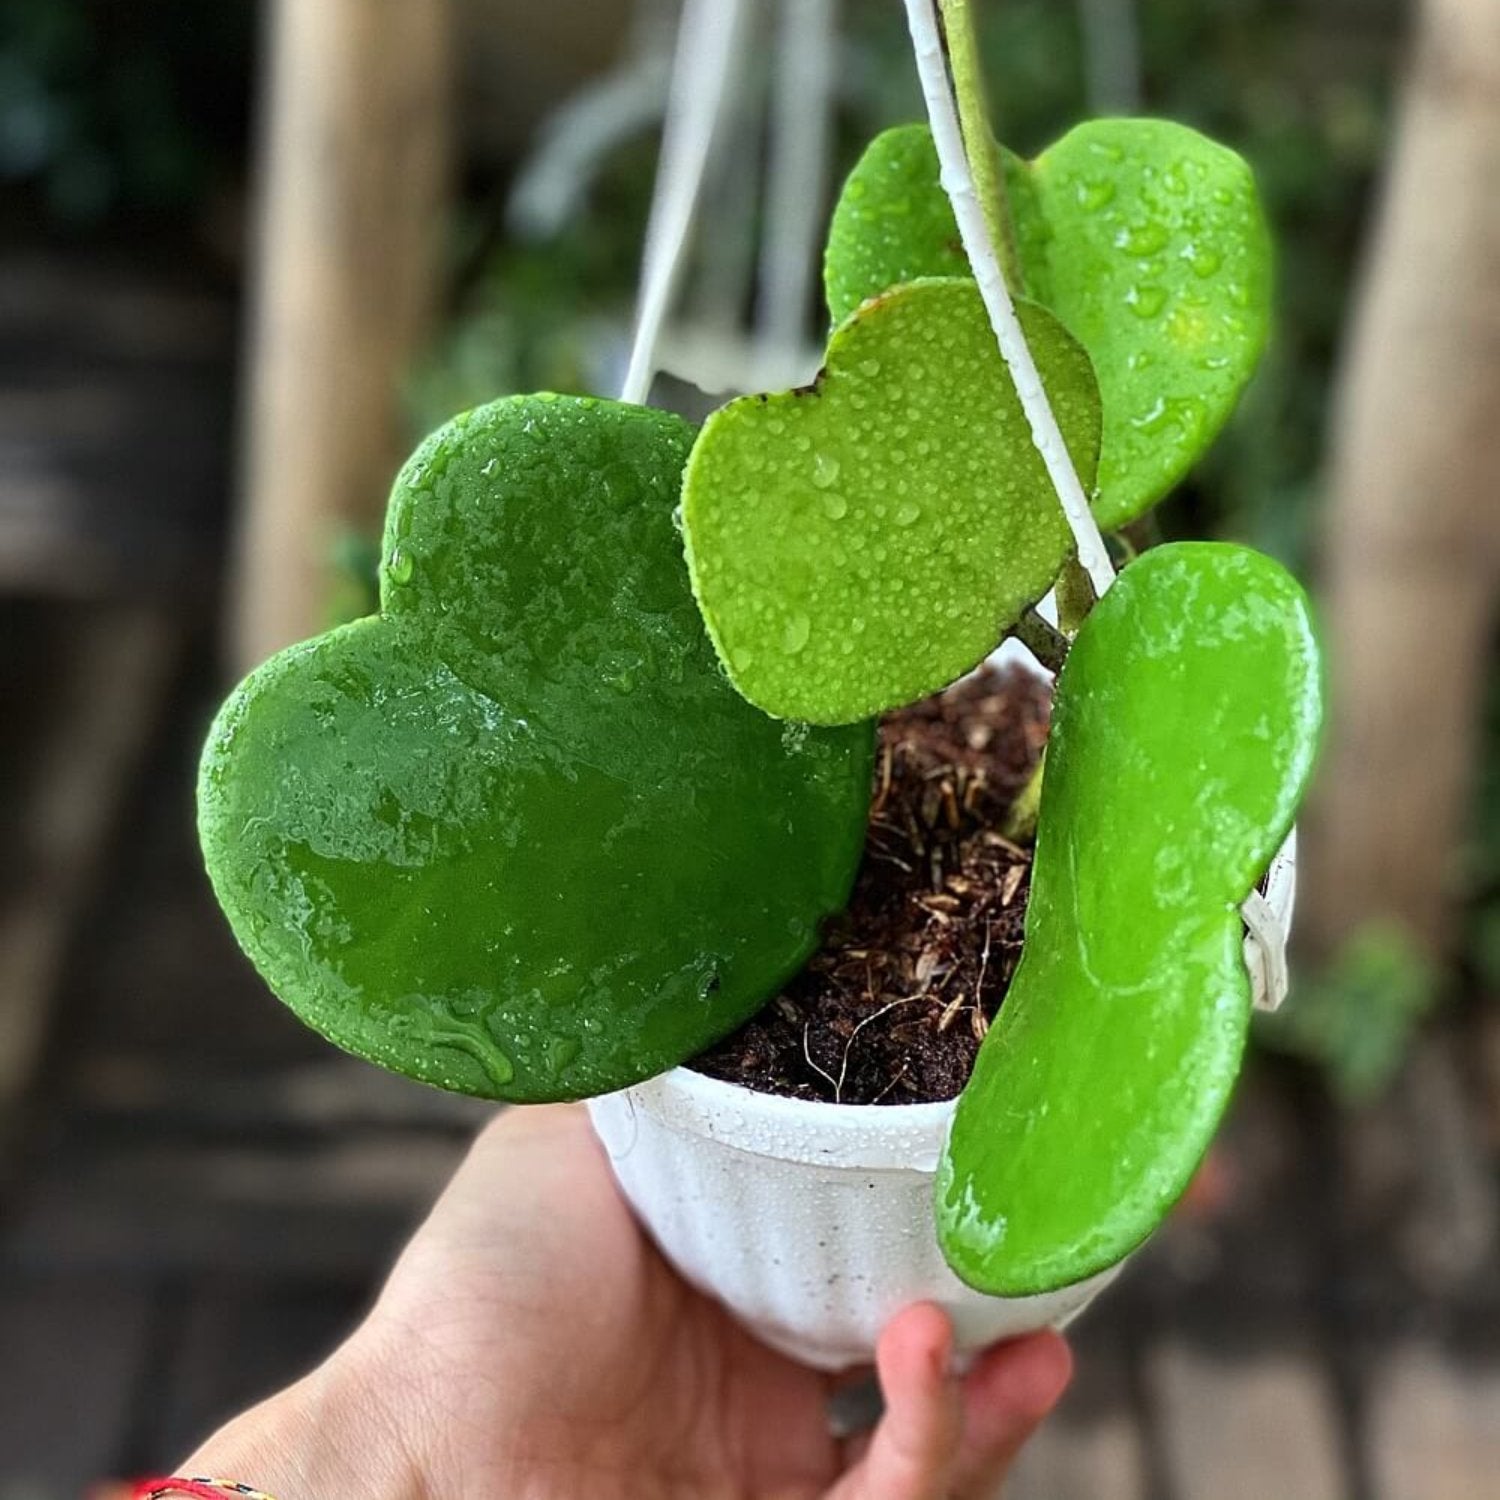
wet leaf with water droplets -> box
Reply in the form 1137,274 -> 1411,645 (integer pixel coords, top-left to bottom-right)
937,544 -> 1324,1296
198,396 -> 874,1103
682,281 -> 1101,724
825,119 -> 1271,529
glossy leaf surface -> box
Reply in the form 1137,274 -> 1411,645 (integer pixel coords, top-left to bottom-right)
682,280 -> 1101,724
199,396 -> 874,1102
938,543 -> 1323,1295
826,120 -> 1272,529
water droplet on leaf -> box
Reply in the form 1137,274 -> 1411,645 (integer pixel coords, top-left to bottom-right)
1125,283 -> 1168,319
1117,221 -> 1170,257
547,1036 -> 581,1074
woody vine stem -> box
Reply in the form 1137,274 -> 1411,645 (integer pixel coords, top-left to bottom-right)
938,0 -> 1022,292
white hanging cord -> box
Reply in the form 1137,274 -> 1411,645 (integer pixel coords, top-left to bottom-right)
506,65 -> 671,242
621,0 -> 746,406
1077,0 -> 1143,115
507,0 -> 682,242
756,0 -> 839,363
684,5 -> 765,334
902,0 -> 1116,596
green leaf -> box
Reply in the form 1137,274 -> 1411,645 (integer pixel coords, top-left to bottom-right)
681,279 -> 1101,724
825,120 -> 1272,529
937,543 -> 1324,1295
198,396 -> 874,1103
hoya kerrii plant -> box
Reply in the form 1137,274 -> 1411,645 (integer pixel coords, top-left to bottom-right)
197,0 -> 1323,1301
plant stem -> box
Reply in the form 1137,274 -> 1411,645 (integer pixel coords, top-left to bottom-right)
1012,607 -> 1069,673
1004,748 -> 1046,843
938,0 -> 1022,290
1055,556 -> 1098,635
902,0 -> 1116,597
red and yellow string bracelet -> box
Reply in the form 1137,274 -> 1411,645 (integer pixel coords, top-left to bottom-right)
131,1479 -> 279,1500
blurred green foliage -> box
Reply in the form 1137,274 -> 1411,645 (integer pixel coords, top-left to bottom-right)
406,146 -> 656,435
0,0 -> 253,226
1256,925 -> 1438,1102
422,0 -> 1400,575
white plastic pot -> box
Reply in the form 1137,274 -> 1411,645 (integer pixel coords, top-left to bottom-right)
588,841 -> 1296,1371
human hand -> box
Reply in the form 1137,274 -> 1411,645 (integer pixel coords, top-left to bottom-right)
186,1106 -> 1072,1499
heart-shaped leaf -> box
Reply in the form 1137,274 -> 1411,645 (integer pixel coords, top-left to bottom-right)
937,542 -> 1323,1295
826,120 -> 1272,530
198,396 -> 875,1103
681,279 -> 1101,724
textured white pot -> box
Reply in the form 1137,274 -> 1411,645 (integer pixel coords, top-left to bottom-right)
588,841 -> 1296,1371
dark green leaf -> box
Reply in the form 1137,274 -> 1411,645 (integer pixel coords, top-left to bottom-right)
199,396 -> 874,1102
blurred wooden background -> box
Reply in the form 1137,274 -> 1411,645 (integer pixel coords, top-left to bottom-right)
2,0 -> 1498,1495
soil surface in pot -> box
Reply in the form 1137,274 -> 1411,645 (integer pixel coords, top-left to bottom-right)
693,663 -> 1049,1105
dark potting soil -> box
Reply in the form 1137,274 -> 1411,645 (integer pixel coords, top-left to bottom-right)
693,663 -> 1050,1106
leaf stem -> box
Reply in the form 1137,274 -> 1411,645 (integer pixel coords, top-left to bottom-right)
1004,748 -> 1046,843
1012,607 -> 1069,673
937,0 -> 1022,290
1054,556 -> 1098,635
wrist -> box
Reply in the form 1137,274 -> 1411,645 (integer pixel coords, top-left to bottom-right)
179,1339 -> 425,1500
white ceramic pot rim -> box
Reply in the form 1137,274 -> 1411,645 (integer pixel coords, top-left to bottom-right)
615,1063 -> 955,1171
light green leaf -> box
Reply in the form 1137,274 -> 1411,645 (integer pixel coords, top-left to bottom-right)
938,543 -> 1324,1295
198,396 -> 873,1103
681,279 -> 1101,724
826,120 -> 1272,529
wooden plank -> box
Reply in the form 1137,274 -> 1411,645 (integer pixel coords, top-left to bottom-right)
0,256 -> 233,599
0,607 -> 180,1168
0,1276 -> 155,1500
2,1133 -> 465,1279
1298,0 -> 1500,963
1368,1341 -> 1500,1500
1338,1031 -> 1497,1300
1146,1339 -> 1347,1500
1007,1326 -> 1149,1500
71,1054 -> 492,1135
232,0 -> 452,668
